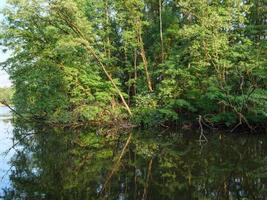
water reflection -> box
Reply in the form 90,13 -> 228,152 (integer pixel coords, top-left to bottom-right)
0,107 -> 14,197
1,124 -> 267,200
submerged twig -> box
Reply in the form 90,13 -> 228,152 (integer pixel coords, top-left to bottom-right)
0,164 -> 14,184
2,132 -> 35,156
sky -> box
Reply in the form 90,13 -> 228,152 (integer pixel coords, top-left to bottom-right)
0,0 -> 12,88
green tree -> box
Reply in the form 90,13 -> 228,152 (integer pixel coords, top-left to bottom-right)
0,0 -> 266,129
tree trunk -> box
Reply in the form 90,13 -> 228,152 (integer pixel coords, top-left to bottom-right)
55,9 -> 132,115
159,0 -> 164,62
137,18 -> 153,92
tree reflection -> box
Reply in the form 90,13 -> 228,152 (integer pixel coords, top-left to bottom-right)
3,126 -> 267,200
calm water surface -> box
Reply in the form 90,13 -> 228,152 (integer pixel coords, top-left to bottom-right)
0,107 -> 267,199
0,107 -> 14,198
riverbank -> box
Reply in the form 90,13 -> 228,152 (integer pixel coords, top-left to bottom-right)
2,104 -> 266,134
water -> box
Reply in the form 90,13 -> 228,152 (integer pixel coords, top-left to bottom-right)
0,107 -> 267,199
0,107 -> 14,197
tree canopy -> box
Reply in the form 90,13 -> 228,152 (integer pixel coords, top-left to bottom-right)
0,0 -> 266,129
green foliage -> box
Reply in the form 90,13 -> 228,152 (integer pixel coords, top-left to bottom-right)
0,0 -> 119,123
0,0 -> 266,128
132,93 -> 164,126
0,87 -> 14,105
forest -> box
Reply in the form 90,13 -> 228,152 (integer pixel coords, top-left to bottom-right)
0,0 -> 266,131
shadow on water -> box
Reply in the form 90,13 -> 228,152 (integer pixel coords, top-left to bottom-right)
1,120 -> 267,199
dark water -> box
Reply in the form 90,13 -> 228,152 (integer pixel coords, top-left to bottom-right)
0,108 -> 267,199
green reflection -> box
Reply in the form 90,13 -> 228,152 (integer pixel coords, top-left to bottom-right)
2,125 -> 267,200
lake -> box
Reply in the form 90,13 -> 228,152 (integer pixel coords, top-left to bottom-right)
0,107 -> 14,198
0,106 -> 267,199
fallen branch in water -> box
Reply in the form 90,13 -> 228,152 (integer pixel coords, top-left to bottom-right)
98,133 -> 132,196
0,100 -> 42,122
231,112 -> 253,133
0,100 -> 23,118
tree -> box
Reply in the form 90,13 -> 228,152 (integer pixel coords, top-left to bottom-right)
0,0 -> 266,128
